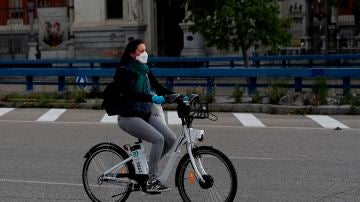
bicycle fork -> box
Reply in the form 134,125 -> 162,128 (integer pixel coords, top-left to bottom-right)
185,127 -> 207,184
186,143 -> 206,183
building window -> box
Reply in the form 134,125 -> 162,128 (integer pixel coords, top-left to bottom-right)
36,0 -> 67,8
9,0 -> 23,19
106,0 -> 123,19
37,0 -> 51,7
9,0 -> 22,9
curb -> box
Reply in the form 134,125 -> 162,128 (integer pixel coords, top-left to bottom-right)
0,101 -> 101,110
163,103 -> 360,115
1,101 -> 359,115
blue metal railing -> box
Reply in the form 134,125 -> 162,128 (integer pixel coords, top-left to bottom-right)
0,54 -> 359,95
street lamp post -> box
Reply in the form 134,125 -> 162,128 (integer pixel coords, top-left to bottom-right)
311,0 -> 333,54
28,0 -> 34,43
27,0 -> 38,59
305,0 -> 314,53
324,0 -> 329,54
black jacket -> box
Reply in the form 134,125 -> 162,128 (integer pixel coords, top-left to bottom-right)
113,65 -> 173,118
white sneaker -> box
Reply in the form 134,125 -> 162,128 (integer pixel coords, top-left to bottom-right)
146,179 -> 171,193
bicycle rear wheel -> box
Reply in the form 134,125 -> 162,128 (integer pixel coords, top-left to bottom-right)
176,146 -> 237,202
82,145 -> 134,202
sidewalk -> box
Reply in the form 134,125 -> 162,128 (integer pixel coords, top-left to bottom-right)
1,99 -> 359,115
162,103 -> 360,115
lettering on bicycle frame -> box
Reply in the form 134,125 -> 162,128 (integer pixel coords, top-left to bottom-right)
136,161 -> 143,173
132,151 -> 138,158
132,150 -> 143,173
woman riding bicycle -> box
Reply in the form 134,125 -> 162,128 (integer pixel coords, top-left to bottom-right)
114,39 -> 176,193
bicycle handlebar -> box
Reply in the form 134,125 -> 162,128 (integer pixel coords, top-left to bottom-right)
165,94 -> 198,105
165,94 -> 217,122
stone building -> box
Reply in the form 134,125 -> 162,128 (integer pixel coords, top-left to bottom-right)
0,0 -> 358,59
278,0 -> 359,54
0,0 -> 186,59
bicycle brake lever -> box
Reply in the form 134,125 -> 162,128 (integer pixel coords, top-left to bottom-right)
166,94 -> 181,104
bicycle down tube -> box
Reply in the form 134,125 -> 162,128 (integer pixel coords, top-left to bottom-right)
158,125 -> 205,184
103,156 -> 133,177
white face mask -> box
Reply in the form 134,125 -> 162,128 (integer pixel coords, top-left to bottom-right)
136,51 -> 148,64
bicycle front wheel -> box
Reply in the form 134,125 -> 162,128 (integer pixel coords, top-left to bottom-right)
82,145 -> 134,202
176,146 -> 237,202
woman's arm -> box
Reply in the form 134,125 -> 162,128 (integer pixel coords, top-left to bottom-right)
149,70 -> 175,96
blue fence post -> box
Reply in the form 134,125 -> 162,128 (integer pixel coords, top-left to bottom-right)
248,77 -> 257,95
336,59 -> 341,68
92,76 -> 100,94
343,77 -> 351,95
294,77 -> 303,92
281,50 -> 286,67
26,76 -> 33,91
58,76 -> 65,92
252,52 -> 260,67
255,59 -> 260,68
308,59 -> 313,67
166,77 -> 174,92
207,77 -> 215,97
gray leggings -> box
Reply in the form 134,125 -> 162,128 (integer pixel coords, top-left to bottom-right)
117,114 -> 177,178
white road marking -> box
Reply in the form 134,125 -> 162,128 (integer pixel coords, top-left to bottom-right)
36,109 -> 66,122
0,178 -> 82,186
0,109 -> 357,131
0,108 -> 15,117
306,115 -> 349,129
100,114 -> 118,123
1,119 -> 358,131
167,111 -> 181,125
233,113 -> 266,127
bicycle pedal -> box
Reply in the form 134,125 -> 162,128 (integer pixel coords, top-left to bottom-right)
132,183 -> 141,192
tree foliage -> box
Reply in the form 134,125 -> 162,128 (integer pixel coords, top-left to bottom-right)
187,0 -> 292,66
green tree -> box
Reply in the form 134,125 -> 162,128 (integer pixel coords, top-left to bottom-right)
187,0 -> 292,67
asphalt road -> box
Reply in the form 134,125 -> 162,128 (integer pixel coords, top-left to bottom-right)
0,109 -> 360,201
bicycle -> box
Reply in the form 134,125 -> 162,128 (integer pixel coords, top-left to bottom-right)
82,94 -> 238,201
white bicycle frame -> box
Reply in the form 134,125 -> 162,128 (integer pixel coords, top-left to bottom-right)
158,125 -> 206,184
101,124 -> 207,184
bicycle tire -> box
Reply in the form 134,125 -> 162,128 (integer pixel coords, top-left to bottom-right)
82,144 -> 135,202
176,146 -> 237,202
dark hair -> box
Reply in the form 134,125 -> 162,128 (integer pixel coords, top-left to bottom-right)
119,39 -> 145,66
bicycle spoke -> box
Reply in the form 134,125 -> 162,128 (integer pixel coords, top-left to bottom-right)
207,188 -> 216,202
97,154 -> 119,198
212,183 -> 231,192
201,190 -> 208,202
93,154 -> 109,183
212,185 -> 229,201
112,190 -> 128,198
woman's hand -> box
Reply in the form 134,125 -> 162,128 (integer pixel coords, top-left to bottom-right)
152,95 -> 165,104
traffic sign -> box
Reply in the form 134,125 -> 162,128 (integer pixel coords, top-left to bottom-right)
76,76 -> 88,89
